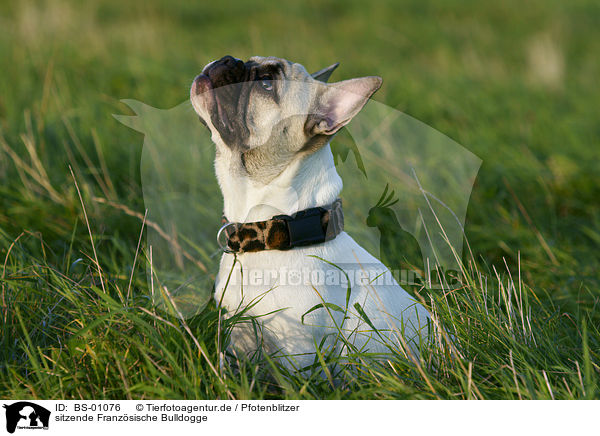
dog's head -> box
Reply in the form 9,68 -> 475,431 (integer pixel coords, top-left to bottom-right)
190,55 -> 381,181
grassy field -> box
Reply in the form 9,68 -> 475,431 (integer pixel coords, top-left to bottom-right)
0,0 -> 599,399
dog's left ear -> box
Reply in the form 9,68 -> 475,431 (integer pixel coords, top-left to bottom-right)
311,62 -> 340,82
307,76 -> 382,136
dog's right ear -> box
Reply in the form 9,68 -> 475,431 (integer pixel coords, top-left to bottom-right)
311,62 -> 340,82
306,76 -> 382,137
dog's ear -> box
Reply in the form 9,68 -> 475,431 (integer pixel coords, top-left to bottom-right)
311,62 -> 340,82
307,76 -> 382,136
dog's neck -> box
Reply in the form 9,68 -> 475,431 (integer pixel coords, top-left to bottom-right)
215,144 -> 343,223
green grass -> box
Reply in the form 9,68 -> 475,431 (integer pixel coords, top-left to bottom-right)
1,0 -> 599,399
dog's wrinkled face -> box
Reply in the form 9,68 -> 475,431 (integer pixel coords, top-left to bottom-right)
190,55 -> 381,181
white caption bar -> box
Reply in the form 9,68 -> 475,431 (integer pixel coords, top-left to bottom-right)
0,400 -> 595,435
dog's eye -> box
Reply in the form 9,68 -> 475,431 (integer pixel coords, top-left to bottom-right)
259,75 -> 273,91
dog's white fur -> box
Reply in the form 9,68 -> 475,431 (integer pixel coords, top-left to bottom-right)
191,57 -> 431,369
216,144 -> 431,368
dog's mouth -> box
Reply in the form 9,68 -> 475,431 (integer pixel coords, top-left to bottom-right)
191,71 -> 238,138
191,73 -> 226,128
190,56 -> 255,148
190,74 -> 212,127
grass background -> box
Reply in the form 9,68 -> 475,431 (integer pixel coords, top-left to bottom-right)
0,0 -> 599,399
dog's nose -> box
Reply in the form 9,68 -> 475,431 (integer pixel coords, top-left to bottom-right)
207,55 -> 246,86
218,55 -> 243,68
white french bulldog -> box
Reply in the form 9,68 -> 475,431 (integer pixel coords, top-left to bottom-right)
190,55 -> 431,370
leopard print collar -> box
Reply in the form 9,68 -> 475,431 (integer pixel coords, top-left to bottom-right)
218,199 -> 344,253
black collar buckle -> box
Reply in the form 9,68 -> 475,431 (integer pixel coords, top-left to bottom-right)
274,206 -> 327,248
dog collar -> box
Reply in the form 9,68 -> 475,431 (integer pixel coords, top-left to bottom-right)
218,199 -> 344,253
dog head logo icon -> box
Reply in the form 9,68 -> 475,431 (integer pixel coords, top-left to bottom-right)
3,402 -> 50,434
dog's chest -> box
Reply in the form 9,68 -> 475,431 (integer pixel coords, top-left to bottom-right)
216,232 -> 366,306
214,231 -> 410,320
213,230 -> 431,366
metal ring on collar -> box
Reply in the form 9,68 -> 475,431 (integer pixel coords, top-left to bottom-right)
216,222 -> 236,254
